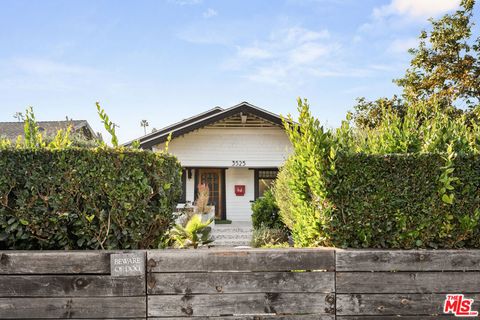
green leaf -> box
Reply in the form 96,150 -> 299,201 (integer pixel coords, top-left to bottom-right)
442,194 -> 454,205
77,238 -> 85,247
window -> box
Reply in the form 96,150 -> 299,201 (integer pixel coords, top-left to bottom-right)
255,169 -> 278,199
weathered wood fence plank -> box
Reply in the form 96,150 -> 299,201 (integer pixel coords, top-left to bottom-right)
148,271 -> 334,294
336,317 -> 461,319
0,252 -> 112,274
147,249 -> 335,272
337,271 -> 480,293
149,316 -> 334,320
337,294 -> 480,316
148,293 -> 335,317
0,275 -> 145,297
336,250 -> 480,271
0,297 -> 146,318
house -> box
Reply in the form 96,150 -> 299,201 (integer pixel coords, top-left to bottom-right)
128,102 -> 292,222
0,120 -> 97,142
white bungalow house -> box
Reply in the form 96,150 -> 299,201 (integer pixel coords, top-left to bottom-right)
129,102 -> 292,222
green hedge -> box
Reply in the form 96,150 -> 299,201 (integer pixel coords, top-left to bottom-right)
328,153 -> 480,248
0,149 -> 182,250
278,99 -> 480,249
278,153 -> 480,249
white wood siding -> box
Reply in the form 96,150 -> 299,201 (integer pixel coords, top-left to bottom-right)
225,168 -> 255,221
153,127 -> 291,168
158,126 -> 291,221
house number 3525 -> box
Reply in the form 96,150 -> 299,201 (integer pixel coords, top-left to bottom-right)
232,160 -> 246,167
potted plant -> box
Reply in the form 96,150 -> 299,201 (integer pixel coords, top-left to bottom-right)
194,183 -> 215,224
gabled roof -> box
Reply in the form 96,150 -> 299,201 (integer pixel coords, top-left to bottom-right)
0,120 -> 97,141
126,102 -> 286,149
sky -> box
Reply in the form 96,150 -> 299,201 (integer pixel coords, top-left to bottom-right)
0,0 -> 475,143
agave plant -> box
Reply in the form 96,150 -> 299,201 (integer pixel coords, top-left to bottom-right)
170,214 -> 214,249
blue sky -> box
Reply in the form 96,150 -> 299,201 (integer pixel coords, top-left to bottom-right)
0,0 -> 474,143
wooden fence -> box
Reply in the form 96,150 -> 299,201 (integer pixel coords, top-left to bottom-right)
1,249 -> 480,319
0,251 -> 146,319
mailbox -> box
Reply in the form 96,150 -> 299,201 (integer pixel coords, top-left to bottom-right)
234,185 -> 245,196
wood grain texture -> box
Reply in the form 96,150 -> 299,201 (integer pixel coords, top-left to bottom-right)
336,317 -> 461,319
0,252 -> 114,274
336,250 -> 480,271
337,272 -> 480,294
336,294 -> 480,316
148,293 -> 335,317
148,271 -> 334,294
0,297 -> 146,318
0,275 -> 145,297
147,249 -> 335,272
150,316 -> 334,320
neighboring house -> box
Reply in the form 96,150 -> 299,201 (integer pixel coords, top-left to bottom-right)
127,102 -> 293,222
0,120 -> 97,142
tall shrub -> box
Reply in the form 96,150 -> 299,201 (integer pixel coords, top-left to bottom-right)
281,98 -> 337,246
0,149 -> 182,250
0,106 -> 182,250
278,98 -> 480,248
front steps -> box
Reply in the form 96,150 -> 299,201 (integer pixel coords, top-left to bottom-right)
212,222 -> 253,247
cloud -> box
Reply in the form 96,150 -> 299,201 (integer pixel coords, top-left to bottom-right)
388,37 -> 418,54
222,26 -> 348,86
373,0 -> 461,20
237,47 -> 272,59
289,42 -> 330,64
232,26 -> 334,66
203,8 -> 218,19
0,57 -> 128,94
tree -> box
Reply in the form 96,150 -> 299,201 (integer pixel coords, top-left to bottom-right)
140,120 -> 149,135
395,0 -> 479,108
13,112 -> 24,122
352,0 -> 479,129
352,95 -> 405,129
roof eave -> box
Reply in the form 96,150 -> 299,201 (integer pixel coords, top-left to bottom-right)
137,102 -> 288,149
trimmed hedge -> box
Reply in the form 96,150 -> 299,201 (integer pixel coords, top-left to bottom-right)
277,153 -> 480,249
278,99 -> 480,249
0,149 -> 182,250
329,153 -> 480,248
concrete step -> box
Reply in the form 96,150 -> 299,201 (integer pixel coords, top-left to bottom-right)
213,231 -> 252,237
211,222 -> 253,247
214,233 -> 251,240
213,227 -> 253,233
213,240 -> 252,247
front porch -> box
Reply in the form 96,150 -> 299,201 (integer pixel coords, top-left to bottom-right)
179,167 -> 278,222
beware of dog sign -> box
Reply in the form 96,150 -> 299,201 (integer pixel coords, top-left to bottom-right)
110,253 -> 144,277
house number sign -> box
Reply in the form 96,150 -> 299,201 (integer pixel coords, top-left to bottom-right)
232,160 -> 246,167
110,253 -> 144,277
